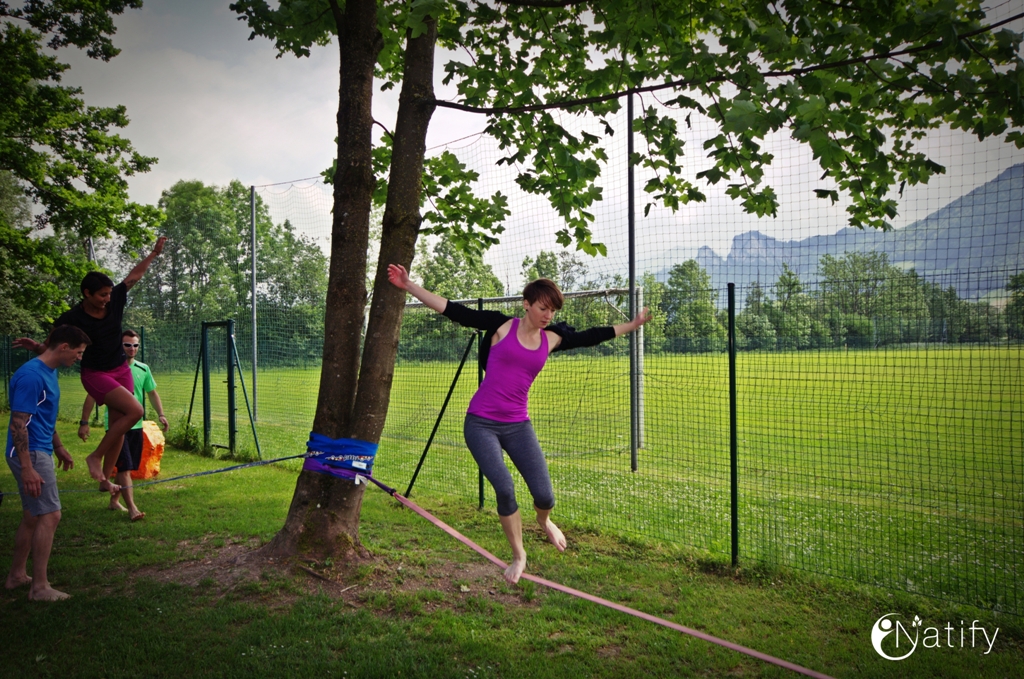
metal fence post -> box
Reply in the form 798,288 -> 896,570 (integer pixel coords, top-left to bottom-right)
728,283 -> 738,567
250,185 -> 258,421
478,297 -> 485,510
201,323 -> 211,452
627,90 -> 638,472
227,319 -> 237,456
636,286 -> 645,450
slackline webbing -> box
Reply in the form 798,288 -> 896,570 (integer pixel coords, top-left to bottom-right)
0,453 -> 309,499
340,470 -> 835,679
0,456 -> 834,678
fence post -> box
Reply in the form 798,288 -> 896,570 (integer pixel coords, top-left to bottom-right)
478,297 -> 485,510
636,286 -> 645,450
250,185 -> 258,422
201,323 -> 211,452
728,283 -> 738,567
627,90 -> 638,472
227,319 -> 237,456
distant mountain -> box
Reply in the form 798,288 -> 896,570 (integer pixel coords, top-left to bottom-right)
657,164 -> 1024,304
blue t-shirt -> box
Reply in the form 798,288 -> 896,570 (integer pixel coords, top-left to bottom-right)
6,358 -> 60,458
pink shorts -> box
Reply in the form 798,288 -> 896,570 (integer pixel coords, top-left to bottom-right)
80,362 -> 134,406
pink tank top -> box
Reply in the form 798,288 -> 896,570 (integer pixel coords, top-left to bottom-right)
467,318 -> 549,422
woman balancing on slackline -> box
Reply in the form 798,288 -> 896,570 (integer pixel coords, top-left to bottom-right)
15,237 -> 167,495
388,264 -> 651,584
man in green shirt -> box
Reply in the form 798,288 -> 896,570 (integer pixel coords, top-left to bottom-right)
79,330 -> 168,521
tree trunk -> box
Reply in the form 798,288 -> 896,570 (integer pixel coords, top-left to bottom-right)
263,0 -> 382,559
353,18 -> 438,442
265,5 -> 439,560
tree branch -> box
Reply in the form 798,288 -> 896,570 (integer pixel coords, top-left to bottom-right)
326,0 -> 344,31
435,13 -> 1024,115
494,0 -> 589,7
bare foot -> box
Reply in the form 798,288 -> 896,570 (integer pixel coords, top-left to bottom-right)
109,500 -> 128,512
504,556 -> 527,585
28,585 -> 71,601
98,479 -> 121,497
86,453 -> 104,482
130,510 -> 146,522
540,519 -> 567,552
5,574 -> 31,589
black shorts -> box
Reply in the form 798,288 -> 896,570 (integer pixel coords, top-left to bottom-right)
116,428 -> 145,473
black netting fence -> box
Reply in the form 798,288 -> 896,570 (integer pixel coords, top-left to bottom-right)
3,96 -> 1022,615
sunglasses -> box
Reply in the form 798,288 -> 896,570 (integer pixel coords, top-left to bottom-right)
123,342 -> 140,348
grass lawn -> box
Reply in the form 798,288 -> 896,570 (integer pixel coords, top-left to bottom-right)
1,424 -> 1022,678
42,344 -> 1021,616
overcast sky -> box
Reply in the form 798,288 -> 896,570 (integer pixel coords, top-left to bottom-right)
57,1 -> 1023,283
58,0 -> 485,204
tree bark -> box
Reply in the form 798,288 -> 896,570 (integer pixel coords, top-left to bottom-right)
263,0 -> 382,559
265,4 -> 440,560
353,18 -> 439,442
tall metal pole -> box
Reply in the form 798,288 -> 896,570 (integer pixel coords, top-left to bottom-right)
636,287 -> 645,449
627,92 -> 638,473
227,320 -> 237,457
250,186 -> 258,421
478,297 -> 486,509
728,283 -> 739,567
201,323 -> 211,452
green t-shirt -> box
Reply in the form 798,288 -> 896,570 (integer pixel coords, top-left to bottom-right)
103,360 -> 156,430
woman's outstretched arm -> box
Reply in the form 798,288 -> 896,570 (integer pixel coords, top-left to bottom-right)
549,307 -> 652,352
387,264 -> 447,313
613,307 -> 653,337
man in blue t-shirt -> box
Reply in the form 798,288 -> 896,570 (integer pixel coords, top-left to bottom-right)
5,325 -> 91,601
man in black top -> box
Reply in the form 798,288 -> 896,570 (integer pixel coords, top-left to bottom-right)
16,237 -> 166,495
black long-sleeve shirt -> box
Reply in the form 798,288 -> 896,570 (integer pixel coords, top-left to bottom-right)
441,300 -> 616,373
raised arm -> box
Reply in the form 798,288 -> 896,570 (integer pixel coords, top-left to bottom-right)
123,236 -> 167,290
549,307 -> 652,352
387,264 -> 448,313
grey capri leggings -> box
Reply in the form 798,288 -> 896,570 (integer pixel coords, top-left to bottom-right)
463,413 -> 555,517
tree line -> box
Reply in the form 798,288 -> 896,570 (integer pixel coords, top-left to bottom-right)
400,242 -> 1024,361
6,172 -> 1021,365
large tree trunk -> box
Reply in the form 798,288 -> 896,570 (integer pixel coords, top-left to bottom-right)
353,18 -> 438,442
264,0 -> 382,559
265,5 -> 439,559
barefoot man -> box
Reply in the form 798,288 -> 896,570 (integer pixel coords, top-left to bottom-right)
79,329 -> 169,521
15,236 -> 165,495
5,325 -> 91,601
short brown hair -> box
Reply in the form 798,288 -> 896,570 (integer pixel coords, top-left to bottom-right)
122,329 -> 140,340
46,325 -> 92,349
523,278 -> 564,310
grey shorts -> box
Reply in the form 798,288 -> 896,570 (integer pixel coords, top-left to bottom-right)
6,451 -> 62,516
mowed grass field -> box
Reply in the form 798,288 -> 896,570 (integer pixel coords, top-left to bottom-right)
50,344 -> 1022,614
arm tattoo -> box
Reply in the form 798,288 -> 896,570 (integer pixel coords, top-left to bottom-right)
10,411 -> 30,455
